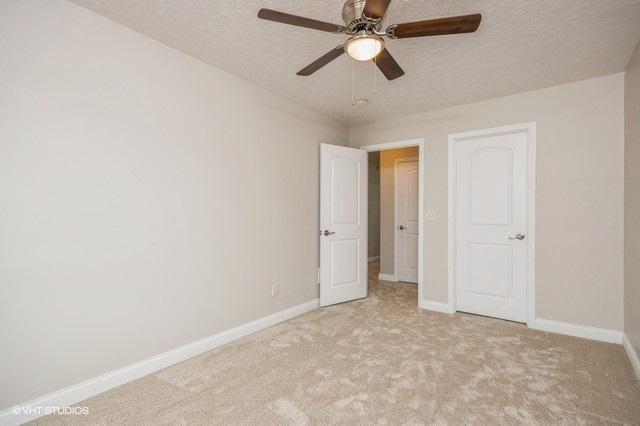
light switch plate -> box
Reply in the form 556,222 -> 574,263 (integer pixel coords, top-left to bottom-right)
426,210 -> 437,222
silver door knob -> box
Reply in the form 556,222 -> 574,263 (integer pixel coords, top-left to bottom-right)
323,230 -> 336,236
398,225 -> 406,230
508,233 -> 526,240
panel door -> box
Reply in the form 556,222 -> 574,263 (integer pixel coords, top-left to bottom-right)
320,143 -> 367,306
396,160 -> 419,283
454,132 -> 529,322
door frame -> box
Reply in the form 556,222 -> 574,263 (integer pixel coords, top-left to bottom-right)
394,157 -> 419,284
448,122 -> 536,326
361,139 -> 425,306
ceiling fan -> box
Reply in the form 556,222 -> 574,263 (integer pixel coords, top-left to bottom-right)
257,0 -> 481,80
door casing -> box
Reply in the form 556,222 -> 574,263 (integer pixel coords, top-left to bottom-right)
448,122 -> 536,326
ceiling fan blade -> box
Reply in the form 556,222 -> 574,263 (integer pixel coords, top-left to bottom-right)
297,46 -> 345,76
389,14 -> 481,39
374,48 -> 404,80
362,0 -> 392,20
258,9 -> 345,33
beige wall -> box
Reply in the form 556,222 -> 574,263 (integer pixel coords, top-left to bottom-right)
379,147 -> 420,276
368,152 -> 380,259
625,41 -> 640,354
0,0 -> 347,409
351,73 -> 625,331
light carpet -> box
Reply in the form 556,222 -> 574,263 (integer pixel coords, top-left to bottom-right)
34,263 -> 640,424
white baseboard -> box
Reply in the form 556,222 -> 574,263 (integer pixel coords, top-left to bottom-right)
530,318 -> 622,344
622,333 -> 640,380
0,299 -> 320,426
378,273 -> 397,282
368,256 -> 380,263
419,300 -> 455,314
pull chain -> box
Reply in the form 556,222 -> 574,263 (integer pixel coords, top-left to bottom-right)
351,57 -> 378,106
373,55 -> 378,95
351,59 -> 356,106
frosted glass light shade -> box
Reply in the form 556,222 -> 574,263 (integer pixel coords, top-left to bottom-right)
346,36 -> 383,61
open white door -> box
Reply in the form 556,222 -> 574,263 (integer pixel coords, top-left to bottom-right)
320,143 -> 367,306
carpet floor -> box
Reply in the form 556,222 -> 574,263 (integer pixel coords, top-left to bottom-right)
35,263 -> 640,425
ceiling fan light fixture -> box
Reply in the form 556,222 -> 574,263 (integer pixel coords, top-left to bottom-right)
346,34 -> 383,61
257,1 -> 482,80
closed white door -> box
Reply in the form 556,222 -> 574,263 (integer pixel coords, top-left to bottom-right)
320,143 -> 367,306
453,130 -> 529,322
396,159 -> 419,283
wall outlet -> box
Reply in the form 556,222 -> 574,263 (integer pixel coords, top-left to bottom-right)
271,284 -> 279,297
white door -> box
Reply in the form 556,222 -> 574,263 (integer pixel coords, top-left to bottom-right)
396,159 -> 419,283
320,143 -> 367,306
453,130 -> 529,322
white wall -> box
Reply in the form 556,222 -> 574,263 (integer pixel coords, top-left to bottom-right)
0,0 -> 347,409
625,41 -> 640,355
350,73 -> 625,332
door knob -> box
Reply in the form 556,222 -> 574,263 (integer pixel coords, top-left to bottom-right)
508,233 -> 526,240
398,225 -> 406,230
323,230 -> 336,236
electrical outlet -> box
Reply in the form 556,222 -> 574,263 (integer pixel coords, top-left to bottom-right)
271,284 -> 279,297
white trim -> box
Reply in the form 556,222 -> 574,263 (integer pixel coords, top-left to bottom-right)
447,138 -> 456,315
361,138 -> 425,307
622,333 -> 640,380
418,143 -> 424,304
530,318 -> 622,344
420,299 -> 455,314
526,124 -> 537,327
0,299 -> 320,426
378,273 -> 398,282
368,256 -> 380,263
448,122 -> 537,325
361,139 -> 424,152
393,157 -> 419,284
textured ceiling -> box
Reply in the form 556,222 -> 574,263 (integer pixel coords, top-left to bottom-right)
70,0 -> 640,124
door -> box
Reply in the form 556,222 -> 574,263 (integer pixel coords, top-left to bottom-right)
453,130 -> 529,322
395,159 -> 419,283
320,143 -> 367,306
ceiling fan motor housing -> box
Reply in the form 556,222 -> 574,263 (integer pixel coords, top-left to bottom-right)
342,0 -> 379,33
342,0 -> 366,24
